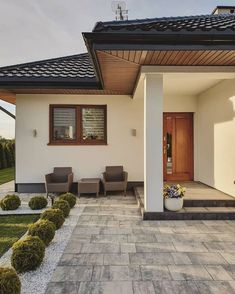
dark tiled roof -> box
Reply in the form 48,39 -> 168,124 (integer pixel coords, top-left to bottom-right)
0,53 -> 96,81
93,14 -> 235,33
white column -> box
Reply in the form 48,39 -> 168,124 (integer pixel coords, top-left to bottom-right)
144,74 -> 163,212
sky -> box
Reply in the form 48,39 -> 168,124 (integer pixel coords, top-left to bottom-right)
0,0 -> 234,138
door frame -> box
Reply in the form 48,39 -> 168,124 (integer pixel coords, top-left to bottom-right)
163,112 -> 194,181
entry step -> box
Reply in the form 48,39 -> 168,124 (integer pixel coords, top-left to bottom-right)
143,207 -> 235,220
184,199 -> 235,207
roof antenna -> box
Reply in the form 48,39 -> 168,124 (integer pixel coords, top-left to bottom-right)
111,1 -> 128,21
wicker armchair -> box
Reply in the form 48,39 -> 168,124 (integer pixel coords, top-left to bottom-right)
45,167 -> 73,197
102,166 -> 128,196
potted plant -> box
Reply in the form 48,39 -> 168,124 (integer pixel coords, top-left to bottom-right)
163,184 -> 186,211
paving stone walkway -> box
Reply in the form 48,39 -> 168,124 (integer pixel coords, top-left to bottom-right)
45,194 -> 235,294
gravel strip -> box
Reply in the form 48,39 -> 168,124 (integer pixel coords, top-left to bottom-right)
0,204 -> 48,215
0,204 -> 84,294
0,194 -> 54,215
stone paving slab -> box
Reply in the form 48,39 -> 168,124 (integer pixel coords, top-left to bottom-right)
153,281 -> 200,294
195,281 -> 235,294
91,265 -> 141,281
45,194 -> 235,294
168,265 -> 213,280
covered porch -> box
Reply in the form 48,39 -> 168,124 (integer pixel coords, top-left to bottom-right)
135,182 -> 235,220
134,66 -> 235,218
136,182 -> 235,207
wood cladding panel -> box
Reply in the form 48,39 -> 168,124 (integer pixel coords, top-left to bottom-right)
1,89 -> 122,104
105,50 -> 235,66
0,90 -> 16,104
97,51 -> 139,94
98,49 -> 235,94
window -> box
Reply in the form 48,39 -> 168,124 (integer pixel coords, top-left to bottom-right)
53,107 -> 76,141
49,105 -> 107,145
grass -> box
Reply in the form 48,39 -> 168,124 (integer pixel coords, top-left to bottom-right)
0,167 -> 15,185
0,214 -> 39,257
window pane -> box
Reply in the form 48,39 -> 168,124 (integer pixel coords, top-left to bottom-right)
166,132 -> 173,174
82,107 -> 105,141
53,108 -> 76,140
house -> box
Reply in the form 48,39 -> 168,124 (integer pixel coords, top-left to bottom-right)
0,6 -> 235,216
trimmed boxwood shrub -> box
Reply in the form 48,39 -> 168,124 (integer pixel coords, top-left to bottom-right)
28,219 -> 56,246
0,195 -> 21,211
11,236 -> 45,273
0,267 -> 21,294
52,199 -> 70,218
28,196 -> 48,210
40,208 -> 65,230
59,193 -> 76,208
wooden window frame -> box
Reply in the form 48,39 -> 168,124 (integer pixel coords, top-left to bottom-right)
49,104 -> 107,146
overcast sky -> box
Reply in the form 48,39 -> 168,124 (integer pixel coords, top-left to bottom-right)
0,0 -> 234,138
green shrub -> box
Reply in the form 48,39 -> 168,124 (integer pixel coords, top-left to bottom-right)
52,199 -> 70,218
28,219 -> 56,246
5,142 -> 15,167
59,193 -> 76,208
11,236 -> 45,273
28,196 -> 48,210
0,267 -> 21,294
0,195 -> 21,211
0,143 -> 7,169
40,208 -> 65,230
0,138 -> 15,169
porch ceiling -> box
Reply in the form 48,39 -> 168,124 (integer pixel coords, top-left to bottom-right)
133,68 -> 235,99
96,49 -> 235,96
163,76 -> 222,96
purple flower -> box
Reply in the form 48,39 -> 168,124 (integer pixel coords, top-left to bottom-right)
163,184 -> 186,199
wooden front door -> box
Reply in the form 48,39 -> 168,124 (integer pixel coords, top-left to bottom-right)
163,113 -> 193,181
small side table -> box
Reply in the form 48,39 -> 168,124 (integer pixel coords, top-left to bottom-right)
78,178 -> 100,198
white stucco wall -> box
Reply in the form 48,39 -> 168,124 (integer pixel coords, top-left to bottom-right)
197,79 -> 235,197
15,94 -> 144,183
164,94 -> 197,112
15,79 -> 235,198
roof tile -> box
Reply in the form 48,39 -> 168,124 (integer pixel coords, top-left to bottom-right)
93,14 -> 235,33
0,53 -> 96,80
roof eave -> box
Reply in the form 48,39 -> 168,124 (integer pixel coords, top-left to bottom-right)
83,31 -> 235,50
83,33 -> 105,89
83,31 -> 235,51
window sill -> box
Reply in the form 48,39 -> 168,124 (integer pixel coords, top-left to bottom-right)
47,142 -> 108,146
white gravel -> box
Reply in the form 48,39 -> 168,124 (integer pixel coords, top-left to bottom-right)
0,193 -> 54,215
0,204 -> 84,294
0,203 -> 48,215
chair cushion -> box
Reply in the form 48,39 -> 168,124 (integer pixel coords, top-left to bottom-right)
105,166 -> 124,182
53,167 -> 72,182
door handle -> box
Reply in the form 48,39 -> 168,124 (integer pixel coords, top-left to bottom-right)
163,146 -> 166,154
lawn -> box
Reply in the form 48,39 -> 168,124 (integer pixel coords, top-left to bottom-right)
0,214 -> 39,257
0,167 -> 15,185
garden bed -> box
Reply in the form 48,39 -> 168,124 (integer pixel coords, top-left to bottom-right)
0,205 -> 84,294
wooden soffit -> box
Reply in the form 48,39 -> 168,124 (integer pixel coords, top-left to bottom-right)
96,51 -> 139,95
0,90 -> 16,104
0,89 -> 122,103
96,49 -> 235,95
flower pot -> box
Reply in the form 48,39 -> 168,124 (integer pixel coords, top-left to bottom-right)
164,197 -> 183,211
